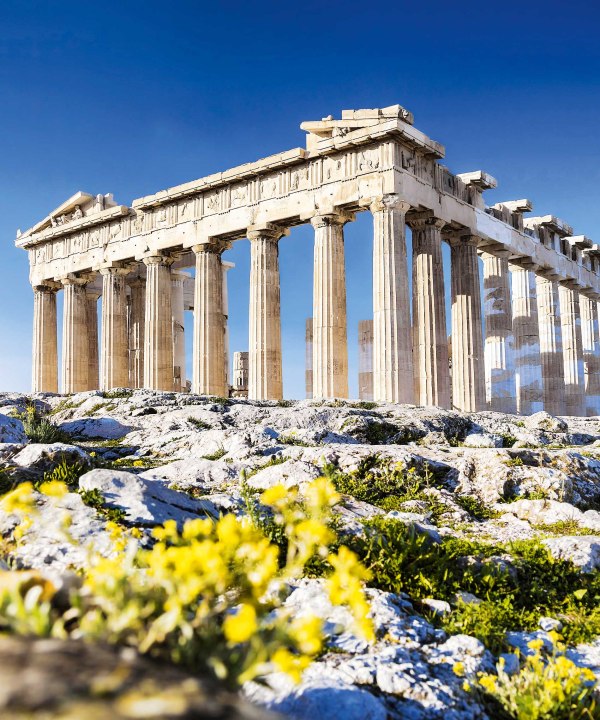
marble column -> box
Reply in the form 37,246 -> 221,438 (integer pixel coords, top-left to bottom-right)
510,263 -> 543,414
100,267 -> 129,391
580,293 -> 600,416
61,277 -> 90,393
311,213 -> 350,399
536,276 -> 566,415
222,261 -> 234,388
143,256 -> 174,391
370,195 -> 413,403
449,234 -> 485,412
358,319 -> 374,401
192,243 -> 227,396
248,226 -> 285,401
408,215 -> 450,408
86,289 -> 100,391
559,282 -> 585,416
129,277 -> 145,389
171,271 -> 186,392
481,251 -> 516,413
32,284 -> 58,394
305,318 -> 313,399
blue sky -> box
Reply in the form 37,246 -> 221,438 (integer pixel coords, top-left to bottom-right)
2,0 -> 599,397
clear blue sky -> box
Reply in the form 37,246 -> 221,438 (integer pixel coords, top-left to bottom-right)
2,0 -> 600,397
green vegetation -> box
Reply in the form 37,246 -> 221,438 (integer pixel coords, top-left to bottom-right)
79,487 -> 127,522
278,434 -> 312,447
454,494 -> 500,520
100,389 -> 133,399
187,417 -> 211,430
39,458 -> 86,491
503,456 -> 524,467
348,518 -> 600,654
202,447 -> 227,461
20,404 -> 71,444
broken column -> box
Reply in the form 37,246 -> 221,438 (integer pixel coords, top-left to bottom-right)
358,319 -> 374,401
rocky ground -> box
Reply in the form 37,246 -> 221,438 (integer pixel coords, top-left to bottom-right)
1,389 -> 600,718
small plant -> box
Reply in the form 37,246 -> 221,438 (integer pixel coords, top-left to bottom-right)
504,456 -> 524,467
188,417 -> 211,431
277,399 -> 294,408
278,434 -> 311,447
475,632 -> 599,719
351,401 -> 377,410
39,459 -> 86,491
100,389 -> 133,399
21,404 -> 71,444
501,434 -> 518,448
79,487 -> 127,522
202,447 -> 227,461
455,494 -> 500,521
211,396 -> 230,406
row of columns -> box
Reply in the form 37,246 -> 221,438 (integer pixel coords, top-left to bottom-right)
32,194 -> 600,415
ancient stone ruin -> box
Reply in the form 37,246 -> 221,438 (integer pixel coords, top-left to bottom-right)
16,105 -> 600,415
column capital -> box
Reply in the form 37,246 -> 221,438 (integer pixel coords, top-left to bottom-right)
247,223 -> 289,241
310,211 -> 353,229
446,233 -> 480,249
192,241 -> 229,255
33,281 -> 60,293
368,194 -> 411,214
142,254 -> 175,267
60,273 -> 91,287
406,212 -> 446,231
99,264 -> 130,276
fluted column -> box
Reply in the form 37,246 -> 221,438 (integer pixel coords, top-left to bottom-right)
449,234 -> 485,412
192,243 -> 227,396
86,289 -> 100,391
100,267 -> 129,391
129,277 -> 145,389
312,213 -> 350,399
580,294 -> 600,416
171,271 -> 186,392
143,256 -> 174,391
358,319 -> 374,401
32,284 -> 58,393
305,318 -> 313,399
559,282 -> 585,416
61,277 -> 89,393
222,261 -> 234,388
481,251 -> 516,413
370,195 -> 413,403
510,264 -> 543,414
248,225 -> 285,401
536,276 -> 566,415
408,215 -> 450,408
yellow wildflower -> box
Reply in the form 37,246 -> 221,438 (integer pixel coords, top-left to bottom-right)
260,485 -> 287,507
290,615 -> 323,656
478,675 -> 497,692
1,482 -> 34,513
223,603 -> 257,644
272,648 -> 311,682
304,477 -> 340,513
453,661 -> 465,677
38,480 -> 69,497
527,638 -> 544,652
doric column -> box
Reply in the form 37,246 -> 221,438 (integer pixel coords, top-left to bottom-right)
192,243 -> 227,396
358,319 -> 374,401
449,234 -> 485,412
559,282 -> 585,416
100,266 -> 129,391
61,276 -> 90,393
248,225 -> 285,401
370,195 -> 413,403
510,263 -> 543,414
311,213 -> 350,399
143,255 -> 174,391
32,284 -> 58,394
536,276 -> 566,415
305,318 -> 313,399
481,251 -> 516,413
171,271 -> 186,392
128,277 -> 145,389
222,261 -> 234,388
86,289 -> 100,391
580,294 -> 600,416
407,214 -> 450,408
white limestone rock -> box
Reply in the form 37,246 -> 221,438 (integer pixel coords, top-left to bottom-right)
245,459 -> 321,490
11,443 -> 91,473
496,498 -> 583,525
58,417 -> 133,440
0,414 -> 27,444
525,411 -> 568,433
543,536 -> 600,573
140,458 -> 240,491
463,432 -> 503,448
0,443 -> 25,462
78,469 -> 219,527
0,490 -> 114,572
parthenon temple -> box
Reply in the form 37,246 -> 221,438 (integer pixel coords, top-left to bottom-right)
16,105 -> 600,416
